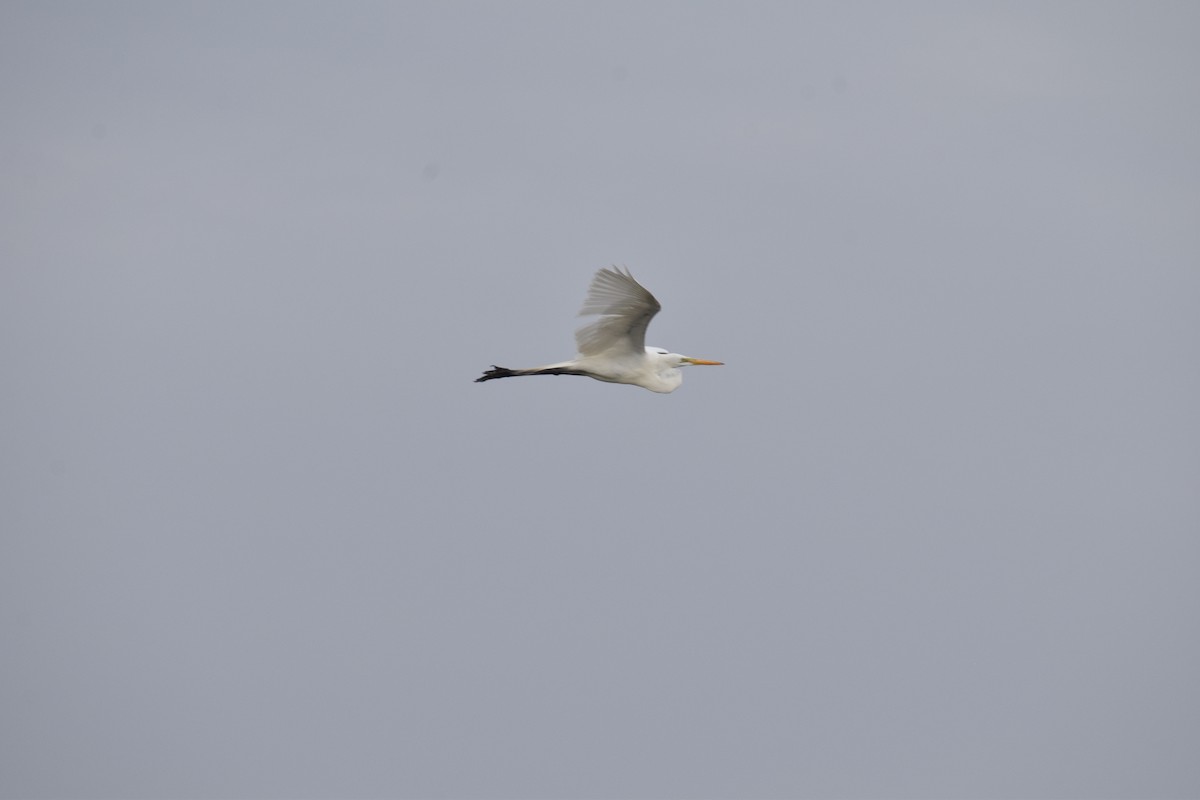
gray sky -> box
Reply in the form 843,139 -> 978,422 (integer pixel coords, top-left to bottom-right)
2,2 -> 1198,797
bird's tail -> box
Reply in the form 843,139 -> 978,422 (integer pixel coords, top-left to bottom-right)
475,364 -> 588,383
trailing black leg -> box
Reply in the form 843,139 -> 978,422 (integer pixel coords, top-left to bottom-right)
475,365 -> 591,383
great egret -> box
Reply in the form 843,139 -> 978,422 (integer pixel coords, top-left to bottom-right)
475,266 -> 723,393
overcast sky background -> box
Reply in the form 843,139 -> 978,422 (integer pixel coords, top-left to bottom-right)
2,2 -> 1198,798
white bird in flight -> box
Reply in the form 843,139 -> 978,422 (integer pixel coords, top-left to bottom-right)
475,266 -> 724,394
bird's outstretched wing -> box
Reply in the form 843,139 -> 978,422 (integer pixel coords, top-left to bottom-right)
574,266 -> 662,357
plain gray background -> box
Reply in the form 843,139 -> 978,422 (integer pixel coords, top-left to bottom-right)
3,2 -> 1198,797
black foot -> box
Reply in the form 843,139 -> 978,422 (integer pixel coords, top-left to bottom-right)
475,365 -> 516,382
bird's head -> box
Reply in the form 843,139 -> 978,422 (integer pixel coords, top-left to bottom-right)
647,347 -> 724,368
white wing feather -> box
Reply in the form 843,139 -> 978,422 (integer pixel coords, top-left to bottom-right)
574,266 -> 662,357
